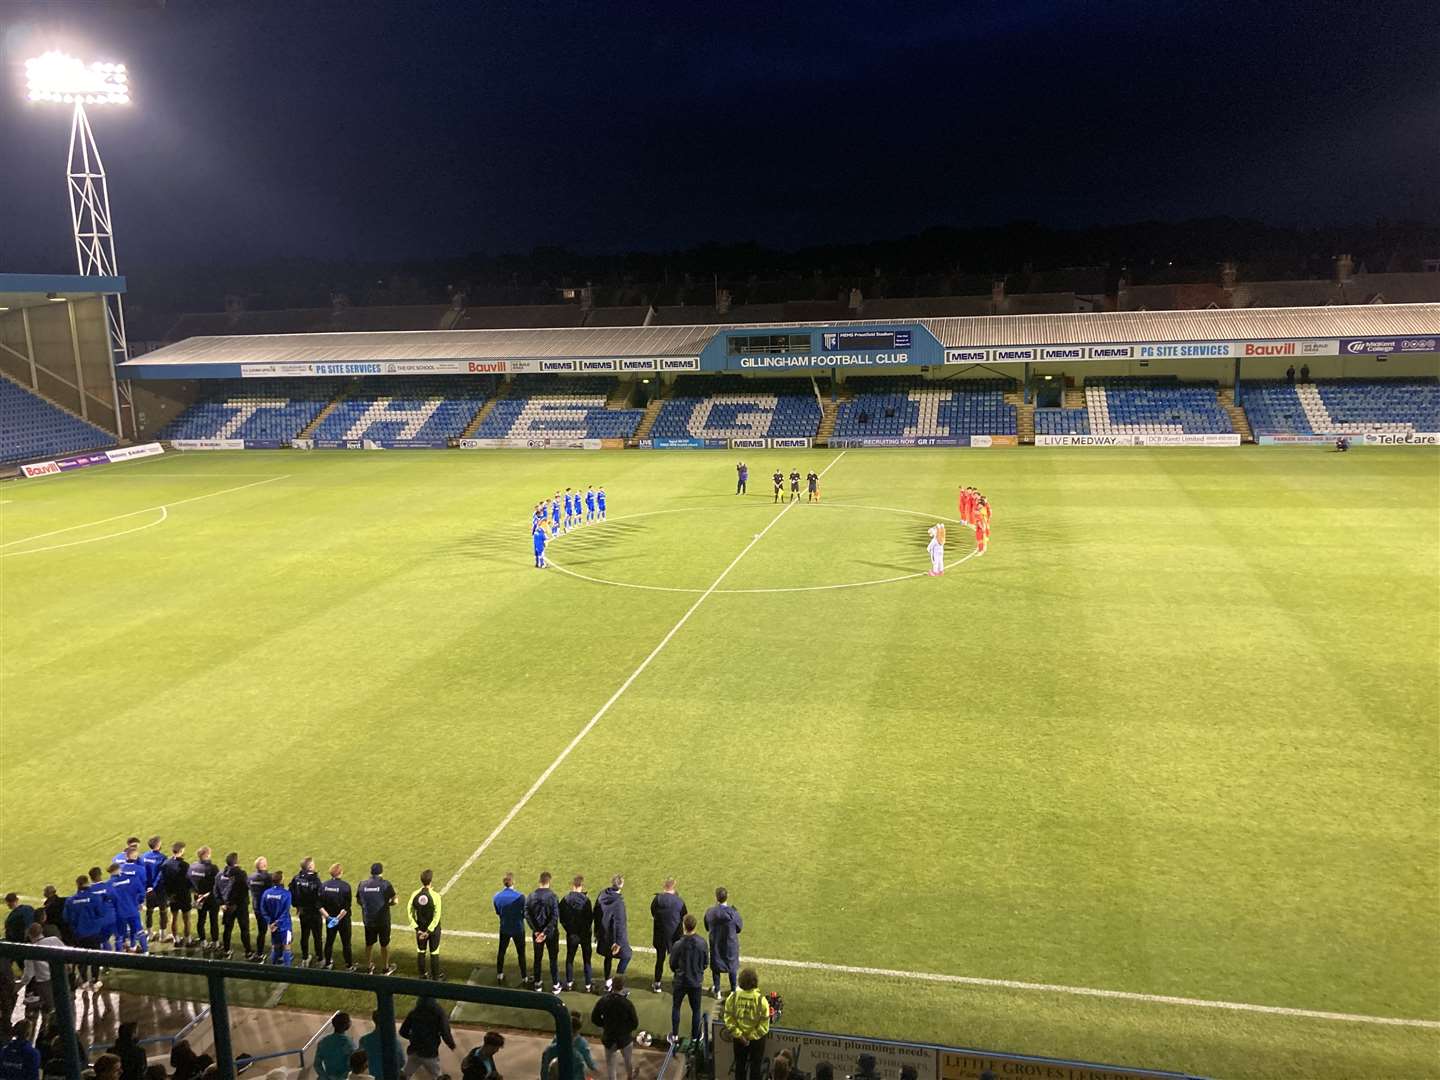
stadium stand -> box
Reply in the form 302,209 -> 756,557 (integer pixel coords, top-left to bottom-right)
0,374 -> 115,465
1241,378 -> 1440,435
650,377 -> 822,439
158,379 -> 341,442
472,377 -> 644,439
1034,407 -> 1092,436
309,377 -> 490,442
832,378 -> 1018,437
1081,377 -> 1233,435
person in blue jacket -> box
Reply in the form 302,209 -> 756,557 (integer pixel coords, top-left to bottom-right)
114,853 -> 149,952
533,518 -> 548,569
63,874 -> 113,988
138,836 -> 169,943
596,487 -> 606,521
259,871 -> 294,966
107,861 -> 145,954
595,874 -> 631,991
492,873 -> 528,985
84,868 -> 118,951
703,887 -> 743,999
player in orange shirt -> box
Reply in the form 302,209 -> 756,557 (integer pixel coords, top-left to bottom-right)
957,486 -> 971,524
973,497 -> 991,555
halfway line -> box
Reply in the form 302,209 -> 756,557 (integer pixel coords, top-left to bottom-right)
440,451 -> 847,894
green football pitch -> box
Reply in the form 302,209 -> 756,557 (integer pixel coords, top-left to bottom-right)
1,447 -> 1437,1078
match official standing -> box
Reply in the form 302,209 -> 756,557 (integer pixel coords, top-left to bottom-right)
492,873 -> 528,985
525,873 -> 560,992
408,870 -> 443,981
559,876 -> 593,992
736,462 -> 748,495
358,863 -> 397,975
289,858 -> 323,967
248,857 -> 271,960
216,853 -> 252,960
596,874 -> 631,990
650,879 -> 687,993
704,888 -> 743,998
319,864 -> 354,970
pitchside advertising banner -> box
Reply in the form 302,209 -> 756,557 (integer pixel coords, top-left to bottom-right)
638,437 -> 729,449
728,437 -> 813,450
1035,434 -> 1241,447
1255,432 -> 1439,446
827,436 -> 1018,448
944,340 -> 1345,364
458,437 -> 609,450
21,442 -> 164,477
238,358 -> 698,378
709,1024 -> 1197,1080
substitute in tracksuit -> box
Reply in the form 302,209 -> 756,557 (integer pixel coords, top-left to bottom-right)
288,858 -> 323,967
492,873 -> 527,984
248,857 -> 271,959
650,878 -> 687,993
668,914 -> 709,1045
704,887 -> 743,998
408,869 -> 444,981
139,836 -> 169,941
215,853 -> 252,959
63,875 -> 113,987
525,872 -> 560,992
161,842 -> 193,946
318,863 -> 353,970
84,867 -> 118,950
559,876 -> 593,992
259,871 -> 293,966
358,862 -> 397,975
107,861 -> 145,953
188,847 -> 220,952
595,874 -> 631,989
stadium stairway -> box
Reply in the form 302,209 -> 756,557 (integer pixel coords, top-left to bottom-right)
1064,386 -> 1085,408
633,393 -> 667,439
462,380 -> 511,437
297,387 -> 350,437
1219,387 -> 1254,442
1007,387 -> 1035,443
605,382 -> 635,409
815,397 -> 841,442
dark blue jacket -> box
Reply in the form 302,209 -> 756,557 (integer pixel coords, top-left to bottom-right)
650,892 -> 687,950
107,873 -> 142,920
493,886 -> 526,936
248,870 -> 271,910
215,866 -> 249,909
704,903 -> 742,965
139,848 -> 168,893
595,887 -> 628,952
525,887 -> 559,939
668,934 -> 709,990
558,891 -> 591,941
0,1037 -> 40,1080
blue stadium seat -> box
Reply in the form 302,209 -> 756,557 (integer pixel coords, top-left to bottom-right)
1241,378 -> 1440,436
832,378 -> 1016,437
0,375 -> 114,465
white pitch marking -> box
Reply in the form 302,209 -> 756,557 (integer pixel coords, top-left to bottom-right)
431,927 -> 1440,1031
0,507 -> 168,558
441,451 -> 848,895
0,475 -> 290,549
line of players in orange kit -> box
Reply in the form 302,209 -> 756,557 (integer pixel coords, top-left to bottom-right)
957,485 -> 991,555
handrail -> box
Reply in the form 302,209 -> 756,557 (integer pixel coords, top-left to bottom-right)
0,943 -> 573,1080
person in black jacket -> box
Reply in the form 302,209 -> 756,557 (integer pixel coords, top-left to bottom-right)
160,843 -> 192,947
187,847 -> 219,953
558,876 -> 593,993
398,996 -> 455,1080
108,1022 -> 147,1080
289,858 -> 323,968
590,976 -> 639,1080
667,915 -> 708,1046
40,886 -> 69,945
319,863 -> 354,971
248,857 -> 271,960
649,879 -> 686,994
525,872 -> 561,993
215,853 -> 253,960
594,874 -> 631,991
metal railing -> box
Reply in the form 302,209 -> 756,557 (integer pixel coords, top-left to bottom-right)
0,943 -> 574,1080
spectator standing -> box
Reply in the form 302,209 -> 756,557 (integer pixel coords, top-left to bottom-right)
188,848 -> 220,953
0,1021 -> 39,1080
525,873 -> 560,993
358,1013 -> 403,1080
1300,363 -> 1310,382
721,969 -> 770,1080
558,877 -> 592,993
39,887 -> 67,945
289,858 -> 324,968
314,1013 -> 357,1080
320,864 -> 355,971
590,978 -> 638,1080
138,837 -> 168,944
161,843 -> 193,946
248,857 -> 272,960
539,1012 -> 596,1080
259,871 -> 293,966
594,876 -> 630,991
667,915 -> 707,1047
704,888 -> 743,998
649,880 -> 686,993
408,870 -> 444,981
1285,364 -> 1296,384
460,1033 -> 505,1080
398,997 -> 455,1080
492,874 -> 528,986
358,864 -> 398,976
19,925 -> 59,1019
0,967 -> 12,1045
3,896 -> 35,947
215,854 -> 253,961
109,1022 -> 147,1080
853,1055 -> 880,1080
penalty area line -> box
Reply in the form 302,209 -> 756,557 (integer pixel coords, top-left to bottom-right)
440,451 -> 847,895
433,928 -> 1438,1030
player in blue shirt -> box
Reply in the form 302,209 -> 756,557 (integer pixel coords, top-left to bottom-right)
260,871 -> 294,966
585,486 -> 596,522
550,493 -> 563,537
112,857 -> 149,952
597,487 -> 606,521
139,836 -> 169,942
533,518 -> 548,569
84,867 -> 119,951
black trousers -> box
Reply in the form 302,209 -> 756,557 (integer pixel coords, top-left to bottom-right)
253,909 -> 269,955
195,898 -> 219,943
324,919 -> 353,967
497,931 -> 527,978
532,934 -> 558,986
298,909 -> 323,959
602,943 -> 631,981
221,907 -> 252,954
653,946 -> 671,986
671,984 -> 701,1040
564,934 -> 592,986
733,1037 -> 767,1080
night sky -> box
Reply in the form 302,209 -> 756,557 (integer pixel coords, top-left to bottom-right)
2,0 -> 1437,270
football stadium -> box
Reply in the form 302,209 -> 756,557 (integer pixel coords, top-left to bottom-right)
3,15 -> 1440,1080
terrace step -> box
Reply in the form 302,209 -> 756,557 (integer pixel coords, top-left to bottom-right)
461,381 -> 511,438
633,396 -> 666,439
298,389 -> 349,437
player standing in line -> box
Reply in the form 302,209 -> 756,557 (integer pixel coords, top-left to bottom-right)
806,470 -> 819,502
533,516 -> 548,569
563,488 -> 574,532
975,496 -> 991,555
260,870 -> 293,966
526,872 -> 561,993
586,485 -> 597,522
139,836 -> 168,944
550,492 -> 563,537
115,851 -> 148,952
736,461 -> 748,495
927,523 -> 946,576
408,869 -> 444,981
597,486 -> 607,520
788,468 -> 801,502
772,468 -> 784,503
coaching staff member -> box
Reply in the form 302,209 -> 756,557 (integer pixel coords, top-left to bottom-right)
289,858 -> 324,968
358,862 -> 397,975
649,878 -> 686,993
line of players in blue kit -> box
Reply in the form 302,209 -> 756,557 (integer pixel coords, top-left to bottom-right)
532,485 -> 606,567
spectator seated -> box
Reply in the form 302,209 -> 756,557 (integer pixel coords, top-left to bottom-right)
160,380 -> 341,443
833,378 -> 1017,437
0,375 -> 113,464
1035,408 -> 1091,436
651,378 -> 821,439
1083,377 -> 1232,435
310,377 -> 489,442
1241,378 -> 1440,436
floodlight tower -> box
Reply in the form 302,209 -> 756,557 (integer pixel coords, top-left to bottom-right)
24,51 -> 133,383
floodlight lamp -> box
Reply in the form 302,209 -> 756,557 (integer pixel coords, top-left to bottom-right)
24,50 -> 131,105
